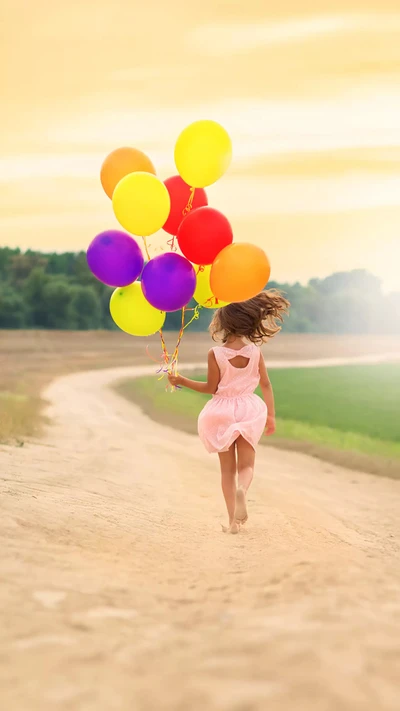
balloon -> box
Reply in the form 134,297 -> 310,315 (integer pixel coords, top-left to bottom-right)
163,176 -> 208,235
177,207 -> 233,265
194,266 -> 229,309
113,172 -> 171,237
174,120 -> 232,188
87,230 -> 144,287
211,243 -> 271,303
141,253 -> 196,312
110,282 -> 165,337
100,147 -> 156,199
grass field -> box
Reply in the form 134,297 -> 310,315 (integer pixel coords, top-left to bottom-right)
0,330 -> 161,442
1,330 -> 400,453
114,363 -> 400,479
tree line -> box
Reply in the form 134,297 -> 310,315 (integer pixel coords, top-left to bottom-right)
0,247 -> 398,334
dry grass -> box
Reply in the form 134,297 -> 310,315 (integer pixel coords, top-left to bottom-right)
1,330 -> 400,443
0,330 -> 206,442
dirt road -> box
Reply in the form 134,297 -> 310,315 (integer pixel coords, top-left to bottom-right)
1,364 -> 400,711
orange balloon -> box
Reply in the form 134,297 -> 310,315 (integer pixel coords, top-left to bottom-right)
100,147 -> 156,199
210,243 -> 271,303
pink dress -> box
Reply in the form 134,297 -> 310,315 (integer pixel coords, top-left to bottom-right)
198,344 -> 267,453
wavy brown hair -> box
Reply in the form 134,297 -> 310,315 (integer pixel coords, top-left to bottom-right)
210,290 -> 290,345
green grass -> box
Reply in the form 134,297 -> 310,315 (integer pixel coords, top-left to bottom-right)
268,365 -> 400,443
114,364 -> 400,477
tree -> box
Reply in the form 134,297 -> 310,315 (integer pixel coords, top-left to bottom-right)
23,267 -> 50,327
0,247 -> 20,280
72,251 -> 95,287
0,284 -> 27,328
46,252 -> 76,277
98,285 -> 114,329
0,247 -> 397,334
8,252 -> 48,285
67,285 -> 102,329
310,270 -> 382,297
42,278 -> 74,329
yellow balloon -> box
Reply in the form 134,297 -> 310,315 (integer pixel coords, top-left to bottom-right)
174,120 -> 232,188
194,265 -> 229,309
112,171 -> 171,237
110,282 -> 166,336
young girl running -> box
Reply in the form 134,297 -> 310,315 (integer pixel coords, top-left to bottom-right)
168,290 -> 290,533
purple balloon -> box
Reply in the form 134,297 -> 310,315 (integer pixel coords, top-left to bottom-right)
141,253 -> 196,312
87,230 -> 144,287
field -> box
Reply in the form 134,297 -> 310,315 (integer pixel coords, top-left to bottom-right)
0,329 -> 207,442
114,362 -> 400,479
1,329 -> 400,457
0,330 -> 151,442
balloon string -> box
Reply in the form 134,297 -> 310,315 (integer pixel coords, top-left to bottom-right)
144,330 -> 171,383
169,305 -> 202,380
159,328 -> 169,366
147,305 -> 203,391
183,304 -> 202,331
167,236 -> 177,252
165,187 -> 195,254
169,307 -> 186,379
182,187 -> 195,216
142,236 -> 151,261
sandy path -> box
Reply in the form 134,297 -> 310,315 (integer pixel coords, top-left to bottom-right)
1,363 -> 400,711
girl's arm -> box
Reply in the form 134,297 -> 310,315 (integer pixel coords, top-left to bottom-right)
259,353 -> 276,435
168,350 -> 220,395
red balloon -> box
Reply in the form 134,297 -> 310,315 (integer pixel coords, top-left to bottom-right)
177,207 -> 233,265
163,176 -> 208,235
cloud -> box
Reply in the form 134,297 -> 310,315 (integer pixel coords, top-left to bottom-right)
3,170 -> 400,224
3,87 -> 400,182
0,154 -> 104,182
189,13 -> 400,56
209,173 -> 400,216
0,212 -> 107,230
110,66 -> 196,82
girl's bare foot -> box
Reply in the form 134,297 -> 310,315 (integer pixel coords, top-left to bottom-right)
235,487 -> 248,524
221,521 -> 240,534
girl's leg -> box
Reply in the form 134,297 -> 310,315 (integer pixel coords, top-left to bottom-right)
218,443 -> 238,532
235,436 -> 256,524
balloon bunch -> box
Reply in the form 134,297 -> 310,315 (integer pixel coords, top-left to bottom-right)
87,120 -> 271,382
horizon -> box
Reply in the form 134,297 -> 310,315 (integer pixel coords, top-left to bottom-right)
2,244 -> 396,296
2,1 -> 400,293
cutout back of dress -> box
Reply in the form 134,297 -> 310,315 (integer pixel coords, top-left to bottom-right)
213,344 -> 261,398
227,355 -> 250,369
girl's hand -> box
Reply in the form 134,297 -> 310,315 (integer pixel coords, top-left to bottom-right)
168,373 -> 183,388
265,416 -> 276,436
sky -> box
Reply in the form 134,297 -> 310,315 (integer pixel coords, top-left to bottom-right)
1,0 -> 400,292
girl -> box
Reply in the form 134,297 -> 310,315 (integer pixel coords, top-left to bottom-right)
168,290 -> 290,534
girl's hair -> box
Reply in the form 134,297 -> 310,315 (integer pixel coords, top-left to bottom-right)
210,289 -> 290,345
